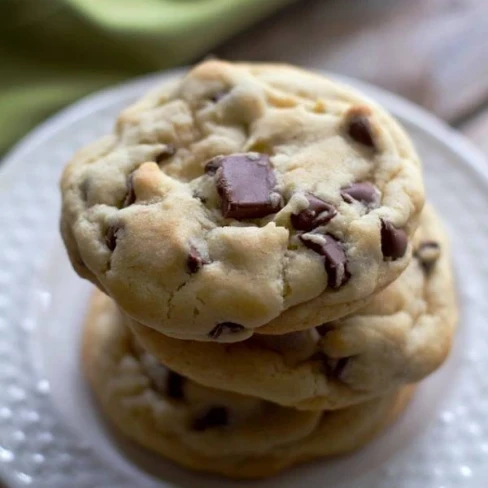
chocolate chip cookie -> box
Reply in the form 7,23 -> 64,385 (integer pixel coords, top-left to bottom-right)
127,205 -> 456,410
62,60 -> 424,342
83,291 -> 413,478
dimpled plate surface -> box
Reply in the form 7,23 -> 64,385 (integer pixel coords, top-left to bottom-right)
0,70 -> 486,488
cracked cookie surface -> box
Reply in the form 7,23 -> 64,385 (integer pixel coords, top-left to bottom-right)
127,205 -> 456,410
62,60 -> 424,341
83,293 -> 413,479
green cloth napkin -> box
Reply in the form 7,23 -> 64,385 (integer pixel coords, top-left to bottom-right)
0,0 -> 293,154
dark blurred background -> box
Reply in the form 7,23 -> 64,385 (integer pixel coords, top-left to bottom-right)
1,0 -> 488,157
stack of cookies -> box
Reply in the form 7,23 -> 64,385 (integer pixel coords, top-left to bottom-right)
60,60 -> 457,479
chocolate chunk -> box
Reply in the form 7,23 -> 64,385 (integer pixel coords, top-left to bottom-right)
291,194 -> 337,231
414,241 -> 441,273
341,182 -> 379,206
105,224 -> 121,251
166,371 -> 185,400
213,153 -> 282,219
346,108 -> 376,149
192,406 -> 229,431
187,246 -> 209,274
381,219 -> 408,260
123,173 -> 136,207
300,233 -> 350,288
155,144 -> 176,164
208,322 -> 245,340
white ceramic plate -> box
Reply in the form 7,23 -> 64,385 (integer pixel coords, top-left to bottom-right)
0,69 -> 487,488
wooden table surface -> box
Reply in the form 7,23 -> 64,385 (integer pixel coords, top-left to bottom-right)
1,1 -> 487,487
214,0 -> 488,155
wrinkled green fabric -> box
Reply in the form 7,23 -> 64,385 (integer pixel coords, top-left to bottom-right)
0,0 -> 292,154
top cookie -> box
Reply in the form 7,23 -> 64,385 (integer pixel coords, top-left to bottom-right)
61,60 -> 424,341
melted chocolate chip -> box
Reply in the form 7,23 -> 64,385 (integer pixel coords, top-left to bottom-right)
381,219 -> 408,260
346,109 -> 376,149
414,240 -> 441,273
291,194 -> 337,231
166,371 -> 185,400
187,246 -> 209,274
155,144 -> 176,164
213,153 -> 282,219
192,406 -> 229,431
300,233 -> 350,289
123,173 -> 136,207
341,182 -> 379,206
208,322 -> 245,340
105,224 -> 121,251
